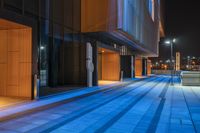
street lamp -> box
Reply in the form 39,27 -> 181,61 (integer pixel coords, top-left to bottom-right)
187,56 -> 191,70
164,38 -> 176,85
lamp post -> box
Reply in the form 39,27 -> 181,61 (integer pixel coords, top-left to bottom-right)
187,56 -> 191,70
165,38 -> 176,85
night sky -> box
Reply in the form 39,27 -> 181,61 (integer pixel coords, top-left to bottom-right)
159,0 -> 200,58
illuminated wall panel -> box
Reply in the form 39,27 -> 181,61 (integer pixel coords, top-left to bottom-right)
101,53 -> 120,81
135,58 -> 143,77
176,52 -> 180,71
81,0 -> 117,32
0,28 -> 32,99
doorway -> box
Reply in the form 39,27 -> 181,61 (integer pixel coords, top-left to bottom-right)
98,48 -> 120,85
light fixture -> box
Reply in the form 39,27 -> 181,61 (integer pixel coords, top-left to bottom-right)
40,46 -> 45,50
165,40 -> 171,44
173,38 -> 176,43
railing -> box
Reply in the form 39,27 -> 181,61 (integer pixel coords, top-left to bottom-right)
152,70 -> 182,76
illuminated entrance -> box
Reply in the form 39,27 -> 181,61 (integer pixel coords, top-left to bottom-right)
135,57 -> 143,77
98,48 -> 120,85
0,19 -> 32,100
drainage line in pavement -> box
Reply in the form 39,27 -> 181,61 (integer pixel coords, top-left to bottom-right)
181,87 -> 198,133
93,78 -> 166,133
131,78 -> 170,133
159,80 -> 170,98
145,79 -> 170,133
191,87 -> 200,103
27,77 -> 164,133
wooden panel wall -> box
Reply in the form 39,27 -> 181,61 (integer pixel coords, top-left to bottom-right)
101,53 -> 120,81
135,58 -> 143,77
0,29 -> 32,99
0,30 -> 8,96
81,0 -> 117,32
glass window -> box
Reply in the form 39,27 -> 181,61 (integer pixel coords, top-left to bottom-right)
148,0 -> 155,21
24,0 -> 39,16
73,0 -> 81,32
40,20 -> 49,87
49,24 -> 63,86
40,0 -> 50,19
148,0 -> 153,15
64,0 -> 73,29
4,0 -> 22,12
53,0 -> 64,25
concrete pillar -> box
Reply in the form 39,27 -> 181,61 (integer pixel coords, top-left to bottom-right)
86,42 -> 94,87
142,58 -> 147,76
147,60 -> 152,75
131,56 -> 135,78
92,42 -> 98,86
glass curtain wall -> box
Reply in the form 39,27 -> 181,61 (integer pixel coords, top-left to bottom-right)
117,0 -> 159,54
39,0 -> 84,88
1,0 -> 86,90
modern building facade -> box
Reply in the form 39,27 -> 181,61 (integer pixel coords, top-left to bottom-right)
0,0 -> 162,100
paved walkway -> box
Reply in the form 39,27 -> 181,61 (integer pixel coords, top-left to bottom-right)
0,76 -> 200,133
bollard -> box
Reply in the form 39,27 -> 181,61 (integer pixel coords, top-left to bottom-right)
120,71 -> 124,82
34,74 -> 40,100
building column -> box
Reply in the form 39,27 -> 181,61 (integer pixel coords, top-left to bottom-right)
142,58 -> 147,76
86,42 -> 94,87
147,60 -> 152,75
92,42 -> 98,86
131,55 -> 135,78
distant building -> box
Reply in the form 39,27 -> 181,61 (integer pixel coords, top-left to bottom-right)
151,56 -> 200,71
176,52 -> 181,71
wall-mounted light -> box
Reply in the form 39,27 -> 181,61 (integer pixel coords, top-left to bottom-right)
165,40 -> 171,44
40,46 -> 45,50
113,44 -> 117,49
173,38 -> 176,43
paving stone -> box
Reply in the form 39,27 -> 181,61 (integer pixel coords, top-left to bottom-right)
0,76 -> 199,133
0,129 -> 18,133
